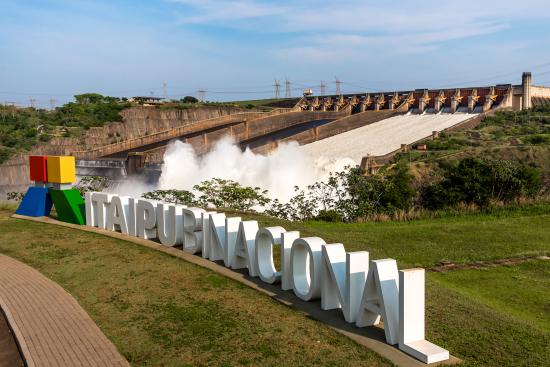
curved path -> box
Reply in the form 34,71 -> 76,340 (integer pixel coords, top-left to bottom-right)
0,254 -> 129,367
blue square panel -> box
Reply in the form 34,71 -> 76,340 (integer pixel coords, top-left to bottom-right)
15,187 -> 53,217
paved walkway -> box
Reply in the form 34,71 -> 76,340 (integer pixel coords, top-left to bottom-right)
0,254 -> 129,367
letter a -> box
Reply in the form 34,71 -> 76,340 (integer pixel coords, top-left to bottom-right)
231,220 -> 259,277
356,259 -> 399,345
321,244 -> 369,323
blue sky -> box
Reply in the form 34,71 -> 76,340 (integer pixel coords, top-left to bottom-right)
1,0 -> 550,107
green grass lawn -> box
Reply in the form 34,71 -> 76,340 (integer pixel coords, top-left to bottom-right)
431,260 -> 550,331
1,206 -> 549,366
241,204 -> 550,268
0,208 -> 391,367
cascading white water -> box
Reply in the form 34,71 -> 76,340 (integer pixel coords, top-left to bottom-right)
113,111 -> 477,200
156,136 -> 354,202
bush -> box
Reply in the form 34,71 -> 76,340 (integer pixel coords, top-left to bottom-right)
315,210 -> 343,222
523,134 -> 550,145
425,137 -> 469,151
74,176 -> 110,198
421,158 -> 541,209
6,192 -> 24,202
266,166 -> 415,222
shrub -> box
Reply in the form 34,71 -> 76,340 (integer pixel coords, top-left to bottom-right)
421,158 -> 541,209
315,209 -> 343,222
523,134 -> 550,145
74,176 -> 110,198
267,166 -> 415,222
6,192 -> 24,202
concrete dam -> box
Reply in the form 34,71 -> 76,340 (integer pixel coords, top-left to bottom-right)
2,72 -> 550,195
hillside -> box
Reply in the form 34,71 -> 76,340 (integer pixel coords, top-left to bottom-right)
396,107 -> 550,193
0,94 -> 279,164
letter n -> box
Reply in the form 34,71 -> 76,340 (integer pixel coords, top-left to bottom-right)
321,244 -> 369,323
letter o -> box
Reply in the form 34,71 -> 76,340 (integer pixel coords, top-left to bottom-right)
290,237 -> 326,301
255,226 -> 285,284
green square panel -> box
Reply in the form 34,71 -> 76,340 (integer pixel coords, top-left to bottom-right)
49,188 -> 86,225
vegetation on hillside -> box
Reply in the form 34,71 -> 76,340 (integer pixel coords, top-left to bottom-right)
0,93 -> 276,164
401,106 -> 550,189
0,93 -> 130,163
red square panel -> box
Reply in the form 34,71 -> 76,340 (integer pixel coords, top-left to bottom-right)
29,156 -> 48,182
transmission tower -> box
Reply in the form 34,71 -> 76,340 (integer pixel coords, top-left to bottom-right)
273,79 -> 281,99
335,77 -> 342,95
29,98 -> 37,108
197,89 -> 206,102
163,82 -> 167,99
285,79 -> 291,98
320,81 -> 326,96
49,98 -> 56,110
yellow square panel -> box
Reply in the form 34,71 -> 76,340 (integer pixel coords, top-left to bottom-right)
46,156 -> 76,183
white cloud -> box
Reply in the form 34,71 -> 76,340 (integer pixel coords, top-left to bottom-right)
170,0 -> 288,24
167,0 -> 548,61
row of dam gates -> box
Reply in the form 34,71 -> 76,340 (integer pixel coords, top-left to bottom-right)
2,72 -> 550,194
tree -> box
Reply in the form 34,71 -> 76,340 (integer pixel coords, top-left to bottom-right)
181,96 -> 199,104
193,178 -> 270,211
74,93 -> 105,104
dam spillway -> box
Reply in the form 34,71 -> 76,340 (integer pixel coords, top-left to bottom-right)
299,110 -> 477,163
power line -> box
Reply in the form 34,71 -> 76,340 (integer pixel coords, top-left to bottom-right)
196,89 -> 206,102
273,79 -> 281,99
335,77 -> 342,95
285,79 -> 291,98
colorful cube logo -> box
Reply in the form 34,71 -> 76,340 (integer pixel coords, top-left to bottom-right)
46,156 -> 76,184
16,155 -> 85,225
